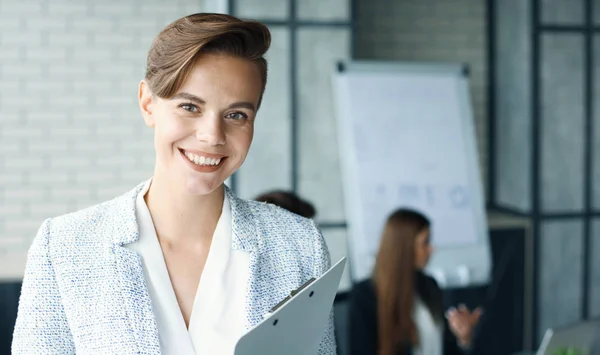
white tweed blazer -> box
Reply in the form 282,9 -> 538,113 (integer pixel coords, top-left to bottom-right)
12,182 -> 336,354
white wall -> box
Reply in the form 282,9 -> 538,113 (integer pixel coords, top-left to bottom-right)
0,0 -> 203,278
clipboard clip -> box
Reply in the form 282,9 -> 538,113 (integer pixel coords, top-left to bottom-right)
267,277 -> 316,315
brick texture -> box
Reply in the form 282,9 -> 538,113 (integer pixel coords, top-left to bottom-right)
354,0 -> 488,196
0,0 -> 203,256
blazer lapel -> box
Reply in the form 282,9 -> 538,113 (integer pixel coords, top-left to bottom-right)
226,187 -> 271,329
226,186 -> 306,330
100,181 -> 161,353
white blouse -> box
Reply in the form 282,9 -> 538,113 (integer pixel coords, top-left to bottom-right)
413,297 -> 443,355
126,179 -> 250,354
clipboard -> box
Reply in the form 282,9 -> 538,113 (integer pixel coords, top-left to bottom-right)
234,257 -> 347,355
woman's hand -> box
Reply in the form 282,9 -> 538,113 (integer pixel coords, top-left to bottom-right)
446,304 -> 483,348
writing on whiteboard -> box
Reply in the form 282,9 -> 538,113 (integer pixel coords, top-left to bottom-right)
394,184 -> 470,209
362,182 -> 477,254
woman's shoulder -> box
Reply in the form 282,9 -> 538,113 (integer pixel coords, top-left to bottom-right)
348,279 -> 378,322
352,278 -> 375,292
349,278 -> 376,302
248,197 -> 313,222
244,197 -> 320,236
235,196 -> 329,266
423,273 -> 442,291
38,183 -> 142,247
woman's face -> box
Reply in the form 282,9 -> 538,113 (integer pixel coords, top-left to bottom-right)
414,227 -> 433,270
139,53 -> 263,195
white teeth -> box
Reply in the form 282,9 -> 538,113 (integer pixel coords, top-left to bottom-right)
184,151 -> 222,166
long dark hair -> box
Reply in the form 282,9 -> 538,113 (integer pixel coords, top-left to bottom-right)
373,208 -> 443,355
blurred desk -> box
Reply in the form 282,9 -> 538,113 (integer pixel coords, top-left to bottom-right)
0,281 -> 21,354
487,210 -> 533,351
0,252 -> 27,353
439,210 -> 531,355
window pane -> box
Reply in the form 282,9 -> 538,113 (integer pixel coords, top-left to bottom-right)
296,0 -> 349,22
591,36 -> 600,209
494,0 -> 532,212
320,227 -> 352,292
297,28 -> 350,221
594,0 -> 600,25
541,34 -> 585,212
590,220 -> 600,317
541,0 -> 584,25
236,27 -> 291,199
538,220 -> 584,341
234,0 -> 289,20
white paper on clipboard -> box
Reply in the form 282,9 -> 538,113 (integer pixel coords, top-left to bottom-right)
234,257 -> 347,355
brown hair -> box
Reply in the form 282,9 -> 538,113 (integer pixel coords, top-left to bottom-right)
254,191 -> 316,218
374,208 -> 442,355
145,13 -> 271,107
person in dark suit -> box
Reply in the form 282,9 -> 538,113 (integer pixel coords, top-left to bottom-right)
349,208 -> 482,355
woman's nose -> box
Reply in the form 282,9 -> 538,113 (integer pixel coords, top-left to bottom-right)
195,113 -> 226,145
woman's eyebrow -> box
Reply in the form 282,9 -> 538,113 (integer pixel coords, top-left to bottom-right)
227,101 -> 256,113
171,92 -> 206,105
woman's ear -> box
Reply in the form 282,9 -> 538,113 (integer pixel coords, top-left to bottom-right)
138,80 -> 156,128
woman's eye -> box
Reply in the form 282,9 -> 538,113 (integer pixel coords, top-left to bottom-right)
180,103 -> 198,113
226,112 -> 248,120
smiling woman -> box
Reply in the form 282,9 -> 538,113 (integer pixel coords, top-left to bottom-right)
12,13 -> 336,355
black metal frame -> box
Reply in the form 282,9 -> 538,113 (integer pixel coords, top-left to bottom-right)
531,0 -> 541,346
583,0 -> 594,325
488,0 -> 595,346
228,0 -> 353,231
487,0 -> 496,207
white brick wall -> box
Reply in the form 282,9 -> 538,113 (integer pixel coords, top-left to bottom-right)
355,0 -> 488,195
0,0 -> 203,277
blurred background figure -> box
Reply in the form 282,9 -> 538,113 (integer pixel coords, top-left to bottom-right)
348,209 -> 482,355
254,190 -> 316,219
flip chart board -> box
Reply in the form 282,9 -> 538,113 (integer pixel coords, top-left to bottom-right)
332,61 -> 491,288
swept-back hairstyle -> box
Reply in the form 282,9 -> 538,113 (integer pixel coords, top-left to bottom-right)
145,13 -> 271,107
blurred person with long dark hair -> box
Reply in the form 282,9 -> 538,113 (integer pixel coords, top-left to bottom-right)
349,209 -> 482,355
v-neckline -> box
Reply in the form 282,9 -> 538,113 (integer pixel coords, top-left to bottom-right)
133,180 -> 231,354
126,179 -> 259,353
185,195 -> 231,333
145,194 -> 230,334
